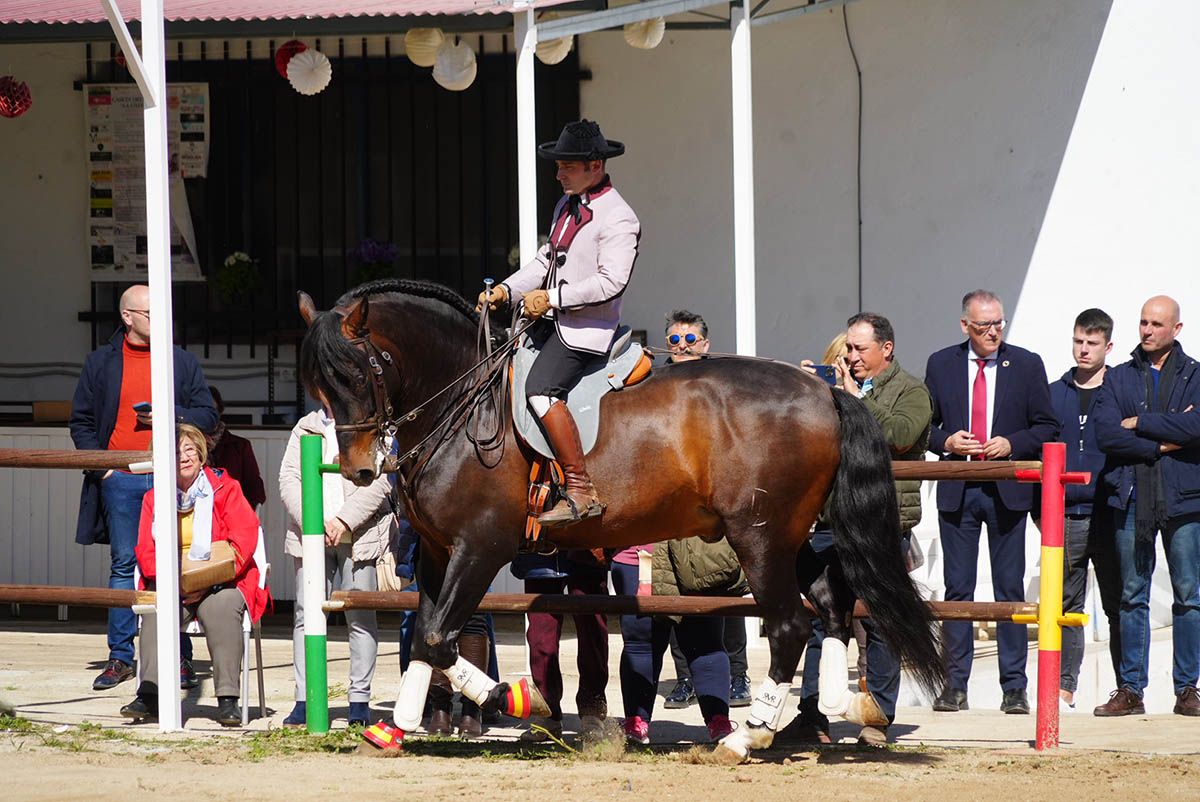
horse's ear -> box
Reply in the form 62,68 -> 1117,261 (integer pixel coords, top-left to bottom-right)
338,296 -> 370,339
297,292 -> 318,328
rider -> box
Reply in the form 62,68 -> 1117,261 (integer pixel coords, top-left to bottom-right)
478,119 -> 641,528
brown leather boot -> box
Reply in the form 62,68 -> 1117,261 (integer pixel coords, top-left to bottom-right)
426,671 -> 454,735
456,633 -> 490,738
1093,687 -> 1145,717
537,402 -> 605,528
1175,686 -> 1200,716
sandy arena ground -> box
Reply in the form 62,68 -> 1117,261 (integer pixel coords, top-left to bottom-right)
2,614 -> 1197,801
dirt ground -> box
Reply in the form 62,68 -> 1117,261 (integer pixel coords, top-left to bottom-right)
2,616 -> 1198,801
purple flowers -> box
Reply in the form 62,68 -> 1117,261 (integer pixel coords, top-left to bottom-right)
355,238 -> 399,265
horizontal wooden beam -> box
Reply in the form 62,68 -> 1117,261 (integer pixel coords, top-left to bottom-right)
327,590 -> 1036,623
0,448 -> 153,471
890,460 -> 1041,481
0,584 -> 155,608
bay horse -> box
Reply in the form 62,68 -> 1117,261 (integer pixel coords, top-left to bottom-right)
298,279 -> 943,760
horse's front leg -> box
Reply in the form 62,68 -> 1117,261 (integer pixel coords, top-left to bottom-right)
392,541 -> 449,731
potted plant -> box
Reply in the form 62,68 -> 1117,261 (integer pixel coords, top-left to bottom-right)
354,238 -> 399,284
215,251 -> 262,304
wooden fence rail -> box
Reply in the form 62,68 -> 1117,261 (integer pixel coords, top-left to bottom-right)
0,584 -> 155,608
0,448 -> 153,471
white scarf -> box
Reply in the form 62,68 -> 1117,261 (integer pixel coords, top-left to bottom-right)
172,469 -> 215,560
320,413 -> 346,519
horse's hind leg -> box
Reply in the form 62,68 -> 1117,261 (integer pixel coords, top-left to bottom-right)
716,531 -> 812,763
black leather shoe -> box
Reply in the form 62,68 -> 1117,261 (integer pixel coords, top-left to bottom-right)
664,678 -> 696,709
93,659 -> 134,691
120,695 -> 158,722
180,659 -> 199,690
1001,688 -> 1030,715
729,673 -> 752,708
216,696 -> 242,727
932,687 -> 969,712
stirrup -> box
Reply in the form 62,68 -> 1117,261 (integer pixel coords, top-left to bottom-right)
538,496 -> 605,528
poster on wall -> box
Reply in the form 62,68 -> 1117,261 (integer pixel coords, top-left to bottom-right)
84,83 -> 208,281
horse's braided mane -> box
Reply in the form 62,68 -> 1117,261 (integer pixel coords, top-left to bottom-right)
338,279 -> 479,324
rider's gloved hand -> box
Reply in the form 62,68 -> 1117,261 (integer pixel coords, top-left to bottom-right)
475,283 -> 509,313
523,290 -> 552,319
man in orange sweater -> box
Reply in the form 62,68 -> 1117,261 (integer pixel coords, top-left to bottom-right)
70,285 -> 217,691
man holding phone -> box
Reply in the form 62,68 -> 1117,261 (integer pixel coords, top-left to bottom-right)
70,284 -> 217,691
923,290 -> 1056,715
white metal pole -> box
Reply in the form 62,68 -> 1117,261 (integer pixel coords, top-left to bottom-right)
514,6 -> 539,264
140,0 -> 182,732
730,0 -> 757,357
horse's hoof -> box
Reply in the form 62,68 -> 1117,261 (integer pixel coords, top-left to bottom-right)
845,691 -> 888,727
524,679 -> 552,718
711,743 -> 748,765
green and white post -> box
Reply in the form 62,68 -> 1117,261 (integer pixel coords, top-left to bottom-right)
299,434 -> 333,734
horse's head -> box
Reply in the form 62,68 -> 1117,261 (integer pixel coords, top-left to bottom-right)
298,291 -> 396,486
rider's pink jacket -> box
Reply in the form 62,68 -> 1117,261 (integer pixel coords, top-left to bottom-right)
501,176 -> 640,355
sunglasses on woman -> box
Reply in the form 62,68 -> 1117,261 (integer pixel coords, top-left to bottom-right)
667,332 -> 703,346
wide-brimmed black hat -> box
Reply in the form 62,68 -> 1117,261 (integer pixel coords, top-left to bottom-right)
537,119 -> 625,161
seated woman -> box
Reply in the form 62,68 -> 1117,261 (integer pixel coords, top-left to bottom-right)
120,423 -> 270,725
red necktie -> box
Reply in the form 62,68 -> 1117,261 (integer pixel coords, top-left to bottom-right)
971,358 -> 988,460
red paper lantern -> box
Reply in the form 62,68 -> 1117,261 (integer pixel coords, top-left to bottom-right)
275,40 -> 308,79
0,76 -> 32,119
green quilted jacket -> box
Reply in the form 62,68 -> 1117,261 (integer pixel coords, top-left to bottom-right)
859,358 -> 933,532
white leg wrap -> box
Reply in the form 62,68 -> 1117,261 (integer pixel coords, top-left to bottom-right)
746,677 -> 790,730
443,655 -> 498,706
394,661 -> 433,731
528,394 -> 555,417
817,637 -> 855,717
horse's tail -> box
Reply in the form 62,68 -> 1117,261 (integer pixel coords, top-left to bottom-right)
827,390 -> 946,697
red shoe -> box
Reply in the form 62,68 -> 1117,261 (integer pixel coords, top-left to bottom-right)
622,715 -> 649,745
706,713 -> 734,742
362,721 -> 404,751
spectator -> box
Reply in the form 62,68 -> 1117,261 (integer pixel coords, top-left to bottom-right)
662,309 -> 751,710
204,386 -> 266,510
278,402 -> 394,727
925,290 -> 1056,714
512,550 -> 609,742
612,540 -> 736,745
1093,295 -> 1200,717
70,284 -> 217,692
119,424 -> 269,725
1040,308 -> 1121,709
783,313 -> 932,746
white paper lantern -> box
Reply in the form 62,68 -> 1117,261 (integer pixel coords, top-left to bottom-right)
286,50 -> 332,96
536,35 -> 574,66
404,28 -> 445,68
432,40 -> 477,92
624,17 -> 666,50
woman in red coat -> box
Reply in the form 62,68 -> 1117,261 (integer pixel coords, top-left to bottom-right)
120,424 -> 269,726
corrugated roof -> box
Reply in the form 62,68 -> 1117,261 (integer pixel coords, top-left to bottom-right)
0,0 -> 575,26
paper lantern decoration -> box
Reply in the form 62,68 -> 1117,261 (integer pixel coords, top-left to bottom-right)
536,35 -> 574,66
0,76 -> 32,119
432,40 -> 477,92
624,17 -> 666,50
287,50 -> 333,96
404,28 -> 445,68
274,39 -> 308,79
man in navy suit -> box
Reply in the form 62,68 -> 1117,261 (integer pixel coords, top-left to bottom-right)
924,290 -> 1057,714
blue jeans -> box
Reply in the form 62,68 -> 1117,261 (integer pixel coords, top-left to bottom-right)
1114,506 -> 1200,695
799,529 -> 904,723
1060,514 -> 1120,693
100,470 -> 153,664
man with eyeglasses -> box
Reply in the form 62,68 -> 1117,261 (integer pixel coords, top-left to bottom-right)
924,289 -> 1057,715
70,284 -> 217,692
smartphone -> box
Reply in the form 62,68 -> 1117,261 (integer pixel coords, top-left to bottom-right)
132,401 -> 152,414
811,365 -> 839,386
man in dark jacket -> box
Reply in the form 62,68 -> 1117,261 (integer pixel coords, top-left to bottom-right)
1040,308 -> 1120,709
924,290 -> 1057,715
1092,295 -> 1200,717
69,285 -> 217,691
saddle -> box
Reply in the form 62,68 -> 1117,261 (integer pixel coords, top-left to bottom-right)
512,325 -> 652,550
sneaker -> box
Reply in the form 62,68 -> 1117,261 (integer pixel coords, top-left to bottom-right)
1174,686 -> 1200,716
348,702 -> 372,727
93,659 -> 133,691
775,696 -> 830,744
215,696 -> 242,727
706,713 -> 734,742
120,694 -> 158,722
518,716 -> 563,743
664,678 -> 696,709
622,715 -> 650,745
282,702 -> 307,729
729,673 -> 752,708
1093,687 -> 1145,717
579,714 -> 605,739
180,659 -> 198,690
